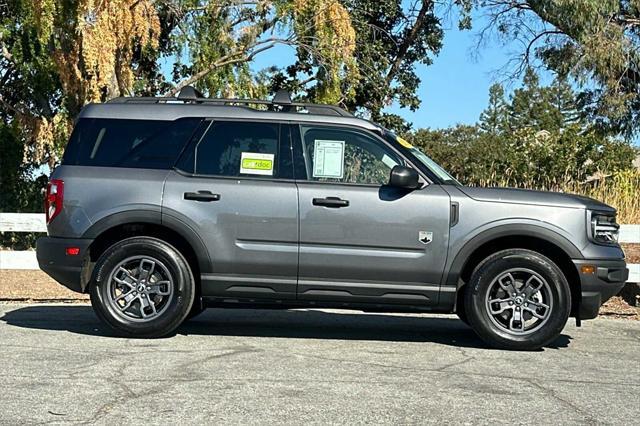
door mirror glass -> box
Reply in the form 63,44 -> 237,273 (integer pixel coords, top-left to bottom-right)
388,166 -> 420,189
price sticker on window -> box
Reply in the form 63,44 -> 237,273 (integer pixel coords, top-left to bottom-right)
240,152 -> 274,176
313,140 -> 345,178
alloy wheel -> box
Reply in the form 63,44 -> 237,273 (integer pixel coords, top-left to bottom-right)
106,256 -> 174,322
485,268 -> 553,335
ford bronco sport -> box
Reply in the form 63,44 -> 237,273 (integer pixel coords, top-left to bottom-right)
36,87 -> 629,350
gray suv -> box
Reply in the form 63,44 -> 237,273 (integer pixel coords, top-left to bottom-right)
36,88 -> 629,350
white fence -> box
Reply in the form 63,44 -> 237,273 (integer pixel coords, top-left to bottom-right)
1,213 -> 639,283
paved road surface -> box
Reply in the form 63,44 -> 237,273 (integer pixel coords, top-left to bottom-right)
0,304 -> 638,425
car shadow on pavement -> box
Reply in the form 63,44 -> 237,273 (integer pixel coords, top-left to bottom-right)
0,305 -> 571,350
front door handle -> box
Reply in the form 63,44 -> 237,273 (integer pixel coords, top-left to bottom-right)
312,197 -> 349,208
184,191 -> 221,202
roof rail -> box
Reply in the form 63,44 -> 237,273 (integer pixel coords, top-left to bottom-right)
106,86 -> 352,117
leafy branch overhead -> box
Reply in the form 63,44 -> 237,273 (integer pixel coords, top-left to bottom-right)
0,0 -> 362,165
165,0 -> 358,103
477,0 -> 640,137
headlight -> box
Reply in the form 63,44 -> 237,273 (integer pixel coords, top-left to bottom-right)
589,212 -> 619,244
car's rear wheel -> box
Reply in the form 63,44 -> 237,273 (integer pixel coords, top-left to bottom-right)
90,237 -> 195,337
464,249 -> 571,350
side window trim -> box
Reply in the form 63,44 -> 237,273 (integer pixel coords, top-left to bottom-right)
290,123 -> 309,180
193,120 -> 216,175
173,119 -> 213,172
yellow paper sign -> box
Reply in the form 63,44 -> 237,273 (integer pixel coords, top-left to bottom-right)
396,136 -> 413,149
242,158 -> 272,170
240,152 -> 274,176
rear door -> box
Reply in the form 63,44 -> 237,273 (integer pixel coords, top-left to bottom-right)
292,124 -> 451,306
162,120 -> 299,300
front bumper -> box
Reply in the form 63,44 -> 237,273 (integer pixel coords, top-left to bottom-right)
36,237 -> 93,293
572,259 -> 628,320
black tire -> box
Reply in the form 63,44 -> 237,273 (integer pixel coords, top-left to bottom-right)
89,237 -> 195,337
185,302 -> 206,320
464,249 -> 571,350
455,286 -> 470,325
456,302 -> 469,326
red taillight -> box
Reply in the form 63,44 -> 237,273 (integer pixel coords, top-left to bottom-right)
45,179 -> 64,224
65,247 -> 80,256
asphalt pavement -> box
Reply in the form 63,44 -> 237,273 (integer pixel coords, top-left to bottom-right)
0,303 -> 638,425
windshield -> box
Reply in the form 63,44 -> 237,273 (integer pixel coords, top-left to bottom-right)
384,132 -> 460,184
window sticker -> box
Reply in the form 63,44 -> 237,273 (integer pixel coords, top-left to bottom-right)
313,140 -> 345,178
240,152 -> 274,176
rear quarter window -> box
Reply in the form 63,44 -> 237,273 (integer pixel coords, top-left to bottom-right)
62,118 -> 201,169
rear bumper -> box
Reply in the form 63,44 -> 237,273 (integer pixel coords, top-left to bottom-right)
573,259 -> 628,320
36,237 -> 93,293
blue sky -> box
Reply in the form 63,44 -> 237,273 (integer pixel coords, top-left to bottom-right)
386,23 -> 513,129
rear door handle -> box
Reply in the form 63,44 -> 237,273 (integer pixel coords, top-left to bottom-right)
312,197 -> 349,208
184,191 -> 220,202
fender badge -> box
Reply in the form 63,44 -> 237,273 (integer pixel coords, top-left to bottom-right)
418,231 -> 433,245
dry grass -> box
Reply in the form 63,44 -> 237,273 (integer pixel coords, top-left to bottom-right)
486,170 -> 640,224
569,170 -> 640,224
622,244 -> 640,263
600,296 -> 639,320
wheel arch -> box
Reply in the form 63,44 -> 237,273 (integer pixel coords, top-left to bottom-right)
80,211 -> 211,292
447,225 -> 582,318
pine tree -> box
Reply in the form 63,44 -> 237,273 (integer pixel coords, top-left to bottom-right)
508,69 -> 583,132
549,78 -> 582,127
479,83 -> 509,133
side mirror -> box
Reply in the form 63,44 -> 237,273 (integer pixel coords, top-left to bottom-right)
388,165 -> 420,189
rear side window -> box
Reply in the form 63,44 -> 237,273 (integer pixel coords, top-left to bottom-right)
177,121 -> 293,179
62,118 -> 201,169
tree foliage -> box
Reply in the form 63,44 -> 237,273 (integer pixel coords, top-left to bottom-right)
476,0 -> 640,136
408,73 -> 637,189
478,83 -> 508,133
162,0 -> 358,103
342,0 -> 443,124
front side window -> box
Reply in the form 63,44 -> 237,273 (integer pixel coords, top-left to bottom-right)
300,125 -> 402,185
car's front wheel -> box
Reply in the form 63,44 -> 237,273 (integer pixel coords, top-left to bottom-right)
464,249 -> 571,350
89,237 -> 195,337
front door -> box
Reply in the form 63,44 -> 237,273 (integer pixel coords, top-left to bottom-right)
163,120 -> 298,300
293,124 -> 451,306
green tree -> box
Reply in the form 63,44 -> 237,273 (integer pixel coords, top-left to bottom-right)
479,83 -> 509,133
270,0 -> 473,132
408,75 -> 637,189
508,69 -> 582,132
476,0 -> 640,136
343,0 -> 443,125
163,0 -> 359,104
